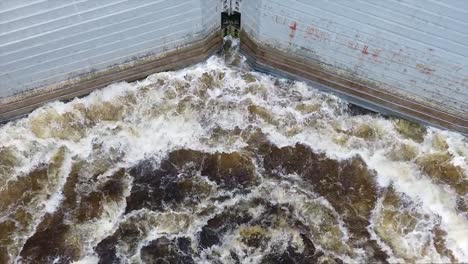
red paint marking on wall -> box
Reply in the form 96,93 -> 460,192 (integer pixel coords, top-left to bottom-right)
416,63 -> 435,75
287,21 -> 297,45
289,21 -> 297,40
362,45 -> 369,55
289,21 -> 297,31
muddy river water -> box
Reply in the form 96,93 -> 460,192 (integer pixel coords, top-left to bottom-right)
0,43 -> 467,263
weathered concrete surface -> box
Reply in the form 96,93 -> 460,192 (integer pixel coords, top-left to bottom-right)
241,32 -> 467,134
0,0 -> 221,121
240,0 -> 468,135
0,32 -> 221,122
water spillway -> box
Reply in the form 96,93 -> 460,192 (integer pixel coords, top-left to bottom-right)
0,1 -> 467,263
0,42 -> 467,263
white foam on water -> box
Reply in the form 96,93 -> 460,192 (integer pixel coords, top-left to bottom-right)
365,152 -> 467,261
72,255 -> 99,264
0,51 -> 466,263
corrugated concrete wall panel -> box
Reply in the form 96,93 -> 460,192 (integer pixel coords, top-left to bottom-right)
0,0 -> 221,99
241,0 -> 468,133
201,0 -> 221,33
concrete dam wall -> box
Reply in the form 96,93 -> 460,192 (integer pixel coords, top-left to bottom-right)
0,0 -> 222,121
240,0 -> 468,134
1,0 -> 467,134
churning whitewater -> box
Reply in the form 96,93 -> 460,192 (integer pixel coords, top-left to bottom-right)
0,41 -> 467,264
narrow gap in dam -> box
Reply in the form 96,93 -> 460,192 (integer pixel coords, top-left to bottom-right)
221,8 -> 241,37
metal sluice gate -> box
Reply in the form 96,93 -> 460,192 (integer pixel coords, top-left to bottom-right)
222,0 -> 241,37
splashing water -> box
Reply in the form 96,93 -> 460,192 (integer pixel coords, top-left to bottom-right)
0,40 -> 467,264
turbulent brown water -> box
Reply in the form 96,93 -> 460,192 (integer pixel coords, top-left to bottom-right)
0,40 -> 467,263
